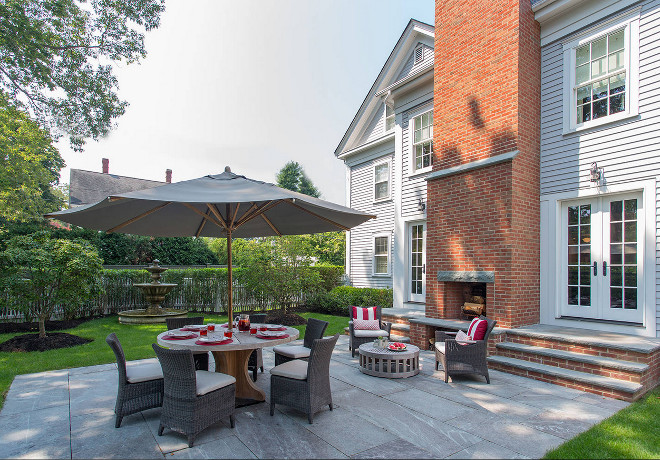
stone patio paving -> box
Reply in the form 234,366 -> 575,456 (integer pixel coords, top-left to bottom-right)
0,335 -> 628,459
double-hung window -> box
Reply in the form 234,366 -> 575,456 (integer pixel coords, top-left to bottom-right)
374,161 -> 390,202
412,111 -> 433,172
373,234 -> 390,276
385,104 -> 395,132
563,12 -> 639,132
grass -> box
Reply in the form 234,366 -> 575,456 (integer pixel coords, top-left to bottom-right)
0,311 -> 347,409
544,386 -> 660,459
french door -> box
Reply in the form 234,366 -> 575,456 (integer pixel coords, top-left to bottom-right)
409,222 -> 426,303
560,192 -> 643,324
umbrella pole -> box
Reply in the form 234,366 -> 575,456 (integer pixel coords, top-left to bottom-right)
227,228 -> 233,329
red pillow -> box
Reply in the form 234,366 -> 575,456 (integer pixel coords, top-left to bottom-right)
352,306 -> 377,321
467,318 -> 488,341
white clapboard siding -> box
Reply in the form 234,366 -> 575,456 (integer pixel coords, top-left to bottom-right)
348,153 -> 395,289
401,100 -> 433,218
540,0 -> 660,336
358,103 -> 387,146
395,44 -> 433,83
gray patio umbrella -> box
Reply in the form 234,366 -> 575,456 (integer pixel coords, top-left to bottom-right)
46,167 -> 375,325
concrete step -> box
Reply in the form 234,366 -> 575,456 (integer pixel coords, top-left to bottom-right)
488,355 -> 642,399
390,323 -> 410,332
389,334 -> 411,343
496,342 -> 648,374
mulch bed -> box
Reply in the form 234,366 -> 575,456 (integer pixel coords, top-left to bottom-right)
0,332 -> 93,352
0,317 -> 93,334
265,312 -> 307,326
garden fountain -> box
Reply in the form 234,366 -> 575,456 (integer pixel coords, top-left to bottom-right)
118,260 -> 188,324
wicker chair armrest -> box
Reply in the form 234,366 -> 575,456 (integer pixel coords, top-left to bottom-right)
445,339 -> 486,361
348,320 -> 355,334
381,321 -> 392,335
435,330 -> 452,342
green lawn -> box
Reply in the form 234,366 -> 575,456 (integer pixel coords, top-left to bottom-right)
0,311 -> 347,409
544,386 -> 660,459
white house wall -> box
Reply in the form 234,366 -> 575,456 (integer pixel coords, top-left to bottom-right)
358,104 -> 388,146
400,99 -> 433,219
347,145 -> 395,289
539,0 -> 660,336
395,44 -> 434,82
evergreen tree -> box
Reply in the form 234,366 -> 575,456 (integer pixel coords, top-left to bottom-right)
276,161 -> 321,198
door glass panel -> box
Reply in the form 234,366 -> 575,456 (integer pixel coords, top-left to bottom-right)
610,199 -> 637,310
410,224 -> 424,296
567,205 -> 591,306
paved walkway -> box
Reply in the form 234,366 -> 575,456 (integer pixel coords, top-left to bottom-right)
0,335 -> 628,459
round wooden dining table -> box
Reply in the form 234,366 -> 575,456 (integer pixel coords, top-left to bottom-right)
156,326 -> 299,405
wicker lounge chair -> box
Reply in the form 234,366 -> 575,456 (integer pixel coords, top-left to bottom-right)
434,316 -> 497,383
269,334 -> 339,424
348,306 -> 392,357
248,313 -> 266,381
152,344 -> 236,447
165,316 -> 210,371
106,333 -> 164,428
273,317 -> 329,366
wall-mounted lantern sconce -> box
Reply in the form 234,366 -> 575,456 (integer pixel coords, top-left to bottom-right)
418,198 -> 426,212
590,162 -> 604,184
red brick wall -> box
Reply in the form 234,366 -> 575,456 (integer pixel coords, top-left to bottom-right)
427,0 -> 541,329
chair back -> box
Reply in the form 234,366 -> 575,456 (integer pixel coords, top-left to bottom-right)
303,318 -> 329,349
307,334 -> 339,383
166,316 -> 204,331
479,316 -> 497,342
152,344 -> 198,400
250,313 -> 267,324
106,333 -> 128,383
347,306 -> 382,322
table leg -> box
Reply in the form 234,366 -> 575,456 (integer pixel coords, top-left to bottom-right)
212,349 -> 265,405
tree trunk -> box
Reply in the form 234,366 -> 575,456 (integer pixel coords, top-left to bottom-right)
39,315 -> 47,338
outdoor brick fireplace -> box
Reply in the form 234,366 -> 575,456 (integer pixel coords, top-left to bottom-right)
426,0 -> 541,330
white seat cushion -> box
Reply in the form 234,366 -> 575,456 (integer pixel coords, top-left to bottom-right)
195,371 -> 236,396
273,345 -> 310,359
353,329 -> 389,338
435,342 -> 445,354
126,362 -> 163,383
269,359 -> 308,380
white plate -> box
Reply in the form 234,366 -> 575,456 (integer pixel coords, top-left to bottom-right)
167,331 -> 193,337
198,336 -> 223,343
265,324 -> 285,329
258,330 -> 286,337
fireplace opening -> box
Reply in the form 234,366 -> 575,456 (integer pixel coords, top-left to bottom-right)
461,283 -> 487,319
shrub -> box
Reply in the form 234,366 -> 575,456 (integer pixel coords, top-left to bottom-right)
307,285 -> 393,316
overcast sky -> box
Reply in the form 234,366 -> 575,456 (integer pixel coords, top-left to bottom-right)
57,0 -> 435,205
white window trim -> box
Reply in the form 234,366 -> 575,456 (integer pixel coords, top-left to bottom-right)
373,159 -> 391,203
562,10 -> 640,135
408,107 -> 434,176
372,233 -> 391,277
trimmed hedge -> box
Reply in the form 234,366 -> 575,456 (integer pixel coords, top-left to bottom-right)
307,285 -> 393,316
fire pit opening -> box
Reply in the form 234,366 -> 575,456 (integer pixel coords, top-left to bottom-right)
461,283 -> 487,319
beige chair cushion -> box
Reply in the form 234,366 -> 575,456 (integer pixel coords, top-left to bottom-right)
353,329 -> 389,338
270,359 -> 308,380
195,370 -> 236,396
126,362 -> 163,383
435,342 -> 445,355
273,345 -> 310,359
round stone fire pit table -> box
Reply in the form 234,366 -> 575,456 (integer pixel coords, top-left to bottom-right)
358,343 -> 420,378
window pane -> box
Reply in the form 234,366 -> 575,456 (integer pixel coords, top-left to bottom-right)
610,200 -> 623,221
610,287 -> 623,308
610,244 -> 622,265
576,63 -> 590,85
610,265 -> 622,286
593,98 -> 608,119
375,164 -> 388,182
568,266 -> 579,285
578,104 -> 591,123
610,94 -> 625,115
624,244 -> 637,264
568,246 -> 579,264
568,286 -> 579,305
576,44 -> 590,66
580,205 -> 591,224
592,37 -> 606,59
375,256 -> 388,274
577,85 -> 591,104
580,225 -> 590,244
608,50 -> 624,72
375,237 -> 387,255
624,199 -> 637,220
593,79 -> 608,100
580,266 -> 591,285
624,288 -> 637,309
568,206 -> 579,225
591,57 -> 607,79
375,182 -> 388,199
414,129 -> 421,143
609,29 -> 624,52
624,221 -> 636,243
610,222 -> 622,243
421,126 -> 429,140
624,266 -> 637,287
580,245 -> 591,264
568,226 -> 579,244
386,104 -> 394,117
580,286 -> 591,306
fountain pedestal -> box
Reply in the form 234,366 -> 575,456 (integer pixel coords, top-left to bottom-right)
118,260 -> 188,324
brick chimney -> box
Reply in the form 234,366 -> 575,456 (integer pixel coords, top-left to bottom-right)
102,158 -> 109,174
165,169 -> 172,183
426,0 -> 541,329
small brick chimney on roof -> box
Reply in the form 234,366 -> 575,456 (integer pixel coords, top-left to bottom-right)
165,169 -> 172,183
102,158 -> 109,174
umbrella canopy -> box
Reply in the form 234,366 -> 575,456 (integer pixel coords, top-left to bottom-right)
46,167 -> 375,324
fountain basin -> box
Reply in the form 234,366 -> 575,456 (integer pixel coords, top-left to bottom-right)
118,308 -> 188,324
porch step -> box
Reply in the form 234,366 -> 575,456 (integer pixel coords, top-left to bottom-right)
390,323 -> 410,333
488,356 -> 643,397
496,342 -> 648,374
389,334 -> 411,343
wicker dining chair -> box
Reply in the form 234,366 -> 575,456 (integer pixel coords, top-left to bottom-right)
165,316 -> 209,371
273,317 -> 329,366
248,313 -> 266,381
106,333 -> 164,428
434,316 -> 497,384
152,344 -> 236,447
270,334 -> 339,424
348,306 -> 392,357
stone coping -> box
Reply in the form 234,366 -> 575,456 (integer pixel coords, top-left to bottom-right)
408,317 -> 507,335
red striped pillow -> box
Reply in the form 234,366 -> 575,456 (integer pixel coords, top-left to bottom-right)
352,306 -> 377,321
467,318 -> 488,341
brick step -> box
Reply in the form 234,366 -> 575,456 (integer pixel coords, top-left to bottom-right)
496,342 -> 647,383
488,356 -> 643,401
